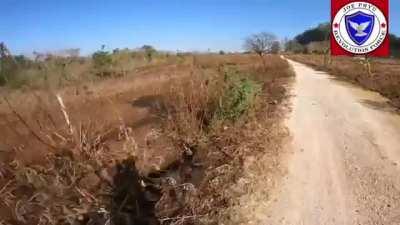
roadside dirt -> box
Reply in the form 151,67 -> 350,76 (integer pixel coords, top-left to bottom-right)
0,63 -> 196,224
0,64 -> 191,169
265,60 -> 400,225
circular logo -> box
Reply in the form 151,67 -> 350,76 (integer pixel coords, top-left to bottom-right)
332,1 -> 387,54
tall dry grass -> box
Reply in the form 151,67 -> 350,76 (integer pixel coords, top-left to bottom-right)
0,50 -> 192,92
161,61 -> 267,146
0,93 -> 144,225
156,55 -> 294,224
0,54 -> 294,225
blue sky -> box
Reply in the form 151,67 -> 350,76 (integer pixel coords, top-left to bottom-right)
1,0 -> 399,55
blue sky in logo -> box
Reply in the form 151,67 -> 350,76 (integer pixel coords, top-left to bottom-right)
345,11 -> 375,45
1,0 -> 399,55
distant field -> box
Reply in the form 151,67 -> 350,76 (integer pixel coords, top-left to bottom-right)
287,54 -> 400,108
0,49 -> 193,92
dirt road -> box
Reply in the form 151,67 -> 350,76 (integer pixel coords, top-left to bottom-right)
265,60 -> 400,225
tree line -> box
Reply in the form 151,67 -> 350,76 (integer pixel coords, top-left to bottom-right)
284,22 -> 400,57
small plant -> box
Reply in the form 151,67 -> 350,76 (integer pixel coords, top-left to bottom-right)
216,70 -> 262,121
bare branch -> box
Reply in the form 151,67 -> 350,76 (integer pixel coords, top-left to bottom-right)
244,32 -> 278,56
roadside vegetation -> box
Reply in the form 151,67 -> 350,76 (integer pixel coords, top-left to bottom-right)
284,23 -> 400,109
159,54 -> 293,224
288,54 -> 400,108
0,35 -> 293,225
0,43 -> 189,91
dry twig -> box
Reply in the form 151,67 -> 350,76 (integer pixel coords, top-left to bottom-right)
56,94 -> 74,135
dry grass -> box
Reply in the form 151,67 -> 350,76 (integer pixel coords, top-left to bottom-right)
288,54 -> 400,107
0,51 -> 192,91
160,59 -> 266,145
0,93 -> 146,225
161,69 -> 218,144
156,55 -> 294,224
0,54 -> 294,225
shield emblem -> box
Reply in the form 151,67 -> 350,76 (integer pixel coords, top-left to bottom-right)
345,11 -> 375,46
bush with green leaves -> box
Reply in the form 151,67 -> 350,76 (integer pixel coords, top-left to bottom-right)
92,51 -> 113,68
141,45 -> 157,62
92,46 -> 114,77
216,69 -> 262,121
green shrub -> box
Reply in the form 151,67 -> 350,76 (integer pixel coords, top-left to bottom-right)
141,45 -> 157,62
92,50 -> 113,68
92,48 -> 114,77
216,69 -> 262,121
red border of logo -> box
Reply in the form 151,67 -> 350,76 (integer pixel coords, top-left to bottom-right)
331,0 -> 389,56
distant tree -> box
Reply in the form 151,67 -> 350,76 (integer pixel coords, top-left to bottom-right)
219,50 -> 225,55
295,23 -> 330,45
390,34 -> 400,58
113,48 -> 120,54
285,40 -> 305,53
92,46 -> 113,77
14,55 -> 32,67
290,22 -> 400,58
270,41 -> 281,54
92,51 -> 112,67
244,32 -> 278,69
141,45 -> 157,62
64,48 -> 80,57
306,41 -> 330,54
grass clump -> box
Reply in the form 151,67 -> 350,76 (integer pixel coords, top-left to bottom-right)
158,55 -> 293,225
162,65 -> 262,145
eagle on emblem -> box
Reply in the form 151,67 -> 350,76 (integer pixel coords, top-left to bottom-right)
348,21 -> 371,37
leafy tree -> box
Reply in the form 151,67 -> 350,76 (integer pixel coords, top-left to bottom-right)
92,51 -> 112,68
92,46 -> 113,76
141,45 -> 157,62
290,22 -> 400,58
295,23 -> 330,45
285,40 -> 305,53
14,55 -> 30,66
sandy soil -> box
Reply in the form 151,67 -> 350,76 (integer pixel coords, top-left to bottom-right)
265,60 -> 400,225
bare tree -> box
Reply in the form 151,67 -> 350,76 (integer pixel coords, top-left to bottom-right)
244,32 -> 277,69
